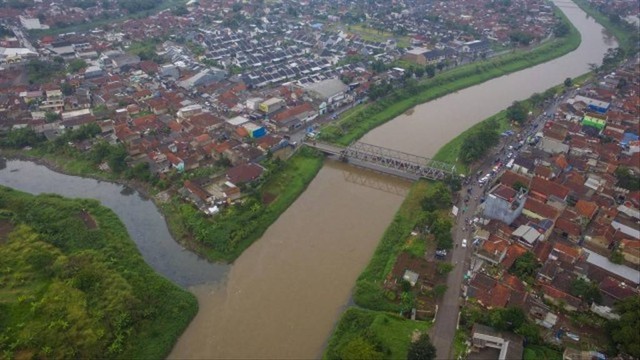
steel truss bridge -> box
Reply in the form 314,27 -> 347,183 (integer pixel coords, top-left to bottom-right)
304,141 -> 456,181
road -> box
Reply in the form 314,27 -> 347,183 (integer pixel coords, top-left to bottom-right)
429,89 -> 576,359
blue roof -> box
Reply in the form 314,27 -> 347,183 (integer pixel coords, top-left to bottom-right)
621,132 -> 639,145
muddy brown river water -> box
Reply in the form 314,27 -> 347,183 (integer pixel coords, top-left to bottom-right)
0,1 -> 614,358
170,2 -> 613,358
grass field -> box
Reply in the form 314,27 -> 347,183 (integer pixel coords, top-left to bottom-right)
323,308 -> 431,360
347,24 -> 411,48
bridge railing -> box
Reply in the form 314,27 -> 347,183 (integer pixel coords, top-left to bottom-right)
304,140 -> 456,181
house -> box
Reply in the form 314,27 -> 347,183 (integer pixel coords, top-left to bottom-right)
540,283 -> 581,311
475,234 -> 509,265
178,68 -> 227,90
402,47 -> 429,65
302,78 -> 350,110
482,184 -> 527,225
470,323 -> 523,360
225,163 -> 264,184
271,102 -> 316,130
512,225 -> 542,248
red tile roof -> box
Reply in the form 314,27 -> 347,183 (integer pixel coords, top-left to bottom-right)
272,102 -> 314,124
499,171 -> 531,189
502,244 -> 528,270
575,200 -> 598,219
555,217 -> 581,237
530,177 -> 570,201
524,198 -> 559,219
226,163 -> 264,184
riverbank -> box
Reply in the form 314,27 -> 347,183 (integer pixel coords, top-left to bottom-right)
0,186 -> 197,359
162,147 -> 324,262
323,308 -> 431,360
0,148 -> 153,199
319,5 -> 581,147
0,146 -> 323,263
572,0 -> 638,53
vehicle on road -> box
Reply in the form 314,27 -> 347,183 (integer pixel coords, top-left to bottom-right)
461,239 -> 467,248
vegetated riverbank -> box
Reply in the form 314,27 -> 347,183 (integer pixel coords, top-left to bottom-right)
318,7 -> 581,147
323,308 -> 431,360
0,186 -> 197,359
323,180 -> 455,359
432,72 -> 594,174
161,147 -> 324,262
0,142 -> 323,263
572,0 -> 638,54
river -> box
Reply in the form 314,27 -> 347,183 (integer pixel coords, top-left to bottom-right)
362,0 -> 617,157
0,159 -> 228,288
0,1 -> 614,358
170,2 -> 613,358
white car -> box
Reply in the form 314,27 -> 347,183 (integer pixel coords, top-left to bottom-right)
462,239 -> 468,248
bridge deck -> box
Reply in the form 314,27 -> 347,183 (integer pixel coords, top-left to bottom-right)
303,141 -> 455,181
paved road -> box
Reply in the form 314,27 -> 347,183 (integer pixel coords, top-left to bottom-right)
429,90 -> 575,359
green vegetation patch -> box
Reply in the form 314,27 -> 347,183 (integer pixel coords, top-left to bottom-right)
352,180 -> 454,311
523,345 -> 563,360
0,186 -> 197,359
323,308 -> 431,360
166,147 -> 324,262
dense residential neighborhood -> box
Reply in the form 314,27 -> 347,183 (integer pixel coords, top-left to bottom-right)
0,0 -> 639,359
0,0 -> 577,213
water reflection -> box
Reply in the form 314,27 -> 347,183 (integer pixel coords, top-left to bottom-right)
0,159 -> 228,287
120,185 -> 135,196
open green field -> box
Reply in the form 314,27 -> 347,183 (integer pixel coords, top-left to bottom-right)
319,8 -> 581,147
323,308 -> 431,360
165,147 -> 324,262
0,186 -> 197,359
524,345 -> 563,360
347,24 -> 411,48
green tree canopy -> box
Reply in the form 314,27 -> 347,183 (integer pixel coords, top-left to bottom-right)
506,101 -> 528,124
609,297 -> 640,358
340,336 -> 384,360
569,278 -> 601,304
407,333 -> 436,360
509,252 -> 540,283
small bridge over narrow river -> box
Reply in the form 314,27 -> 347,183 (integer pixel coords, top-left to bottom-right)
303,141 -> 456,181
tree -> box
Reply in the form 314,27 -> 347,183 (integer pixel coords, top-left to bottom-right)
553,22 -> 570,37
407,333 -> 436,360
614,166 -> 640,191
68,59 -> 87,73
563,77 -> 573,88
425,65 -> 436,78
569,278 -> 601,304
437,262 -> 454,275
340,336 -> 383,360
509,252 -> 540,283
609,297 -> 640,358
512,181 -> 528,192
61,82 -> 74,96
45,111 -> 61,123
431,284 -> 447,298
172,5 -> 188,16
506,101 -> 528,124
